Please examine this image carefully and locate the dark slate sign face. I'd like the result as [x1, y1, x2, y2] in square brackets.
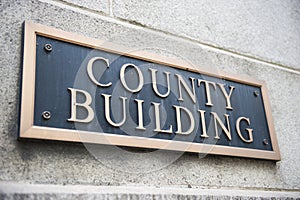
[20, 22, 280, 160]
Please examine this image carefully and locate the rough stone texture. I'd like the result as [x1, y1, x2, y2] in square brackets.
[113, 0, 300, 70]
[0, 0, 299, 197]
[1, 183, 300, 199]
[1, 193, 298, 200]
[59, 0, 109, 14]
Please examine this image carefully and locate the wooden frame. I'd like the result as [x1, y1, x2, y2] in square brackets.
[20, 21, 281, 161]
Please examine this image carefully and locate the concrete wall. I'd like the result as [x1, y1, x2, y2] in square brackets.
[0, 0, 299, 198]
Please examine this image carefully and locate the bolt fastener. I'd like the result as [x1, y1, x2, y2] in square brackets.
[263, 139, 269, 145]
[42, 111, 51, 120]
[44, 44, 52, 52]
[254, 90, 259, 96]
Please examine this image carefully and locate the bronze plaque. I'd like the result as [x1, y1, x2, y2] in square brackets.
[19, 22, 280, 160]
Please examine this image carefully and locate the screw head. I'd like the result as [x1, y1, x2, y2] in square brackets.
[263, 139, 269, 145]
[44, 44, 52, 52]
[42, 111, 51, 120]
[254, 90, 259, 97]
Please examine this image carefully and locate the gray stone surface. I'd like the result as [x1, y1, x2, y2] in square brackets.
[58, 0, 109, 14]
[113, 0, 300, 70]
[1, 182, 300, 199]
[0, 0, 299, 197]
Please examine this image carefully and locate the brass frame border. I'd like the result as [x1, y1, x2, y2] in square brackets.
[20, 21, 281, 161]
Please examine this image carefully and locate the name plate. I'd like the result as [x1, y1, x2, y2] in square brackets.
[20, 22, 280, 160]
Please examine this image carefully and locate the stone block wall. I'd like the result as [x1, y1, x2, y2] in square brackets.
[0, 0, 299, 198]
